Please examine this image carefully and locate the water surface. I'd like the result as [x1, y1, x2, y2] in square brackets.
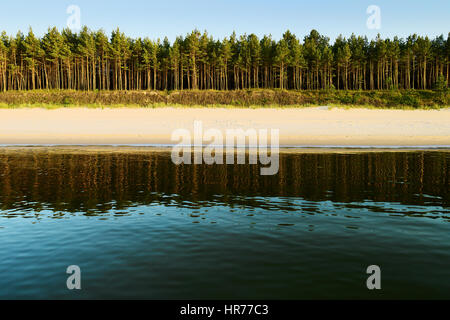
[0, 148, 449, 299]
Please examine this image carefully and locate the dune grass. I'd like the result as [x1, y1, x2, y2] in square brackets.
[1, 103, 448, 111]
[0, 89, 448, 110]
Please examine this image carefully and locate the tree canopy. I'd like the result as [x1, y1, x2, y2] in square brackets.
[0, 27, 448, 91]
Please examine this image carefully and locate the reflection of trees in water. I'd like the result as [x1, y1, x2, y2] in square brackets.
[0, 150, 448, 213]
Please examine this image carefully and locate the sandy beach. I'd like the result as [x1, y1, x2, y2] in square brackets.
[0, 107, 449, 146]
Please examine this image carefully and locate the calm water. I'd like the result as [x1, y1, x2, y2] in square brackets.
[0, 148, 449, 299]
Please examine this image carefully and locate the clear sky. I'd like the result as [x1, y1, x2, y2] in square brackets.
[1, 0, 449, 42]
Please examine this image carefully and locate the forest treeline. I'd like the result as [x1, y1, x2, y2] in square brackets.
[0, 27, 449, 92]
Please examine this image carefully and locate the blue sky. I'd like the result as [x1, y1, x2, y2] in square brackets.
[1, 0, 448, 41]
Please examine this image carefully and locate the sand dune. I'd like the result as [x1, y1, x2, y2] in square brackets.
[0, 107, 449, 146]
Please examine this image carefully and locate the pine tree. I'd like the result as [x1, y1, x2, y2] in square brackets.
[0, 27, 447, 92]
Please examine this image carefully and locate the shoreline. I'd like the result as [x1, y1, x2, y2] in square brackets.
[1, 146, 449, 156]
[0, 107, 449, 147]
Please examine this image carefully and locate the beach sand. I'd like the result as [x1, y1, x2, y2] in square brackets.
[0, 107, 449, 146]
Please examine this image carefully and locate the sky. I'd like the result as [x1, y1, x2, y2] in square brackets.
[0, 0, 449, 42]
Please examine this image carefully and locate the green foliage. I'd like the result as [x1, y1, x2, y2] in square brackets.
[0, 27, 448, 93]
[433, 74, 448, 93]
[433, 74, 449, 104]
[0, 89, 447, 109]
[61, 96, 74, 106]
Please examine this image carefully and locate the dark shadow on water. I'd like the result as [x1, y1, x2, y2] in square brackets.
[0, 149, 448, 218]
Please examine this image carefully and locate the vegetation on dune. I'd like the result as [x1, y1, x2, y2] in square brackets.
[0, 89, 447, 109]
[0, 27, 449, 93]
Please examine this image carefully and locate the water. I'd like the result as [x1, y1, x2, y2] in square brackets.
[0, 148, 449, 299]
